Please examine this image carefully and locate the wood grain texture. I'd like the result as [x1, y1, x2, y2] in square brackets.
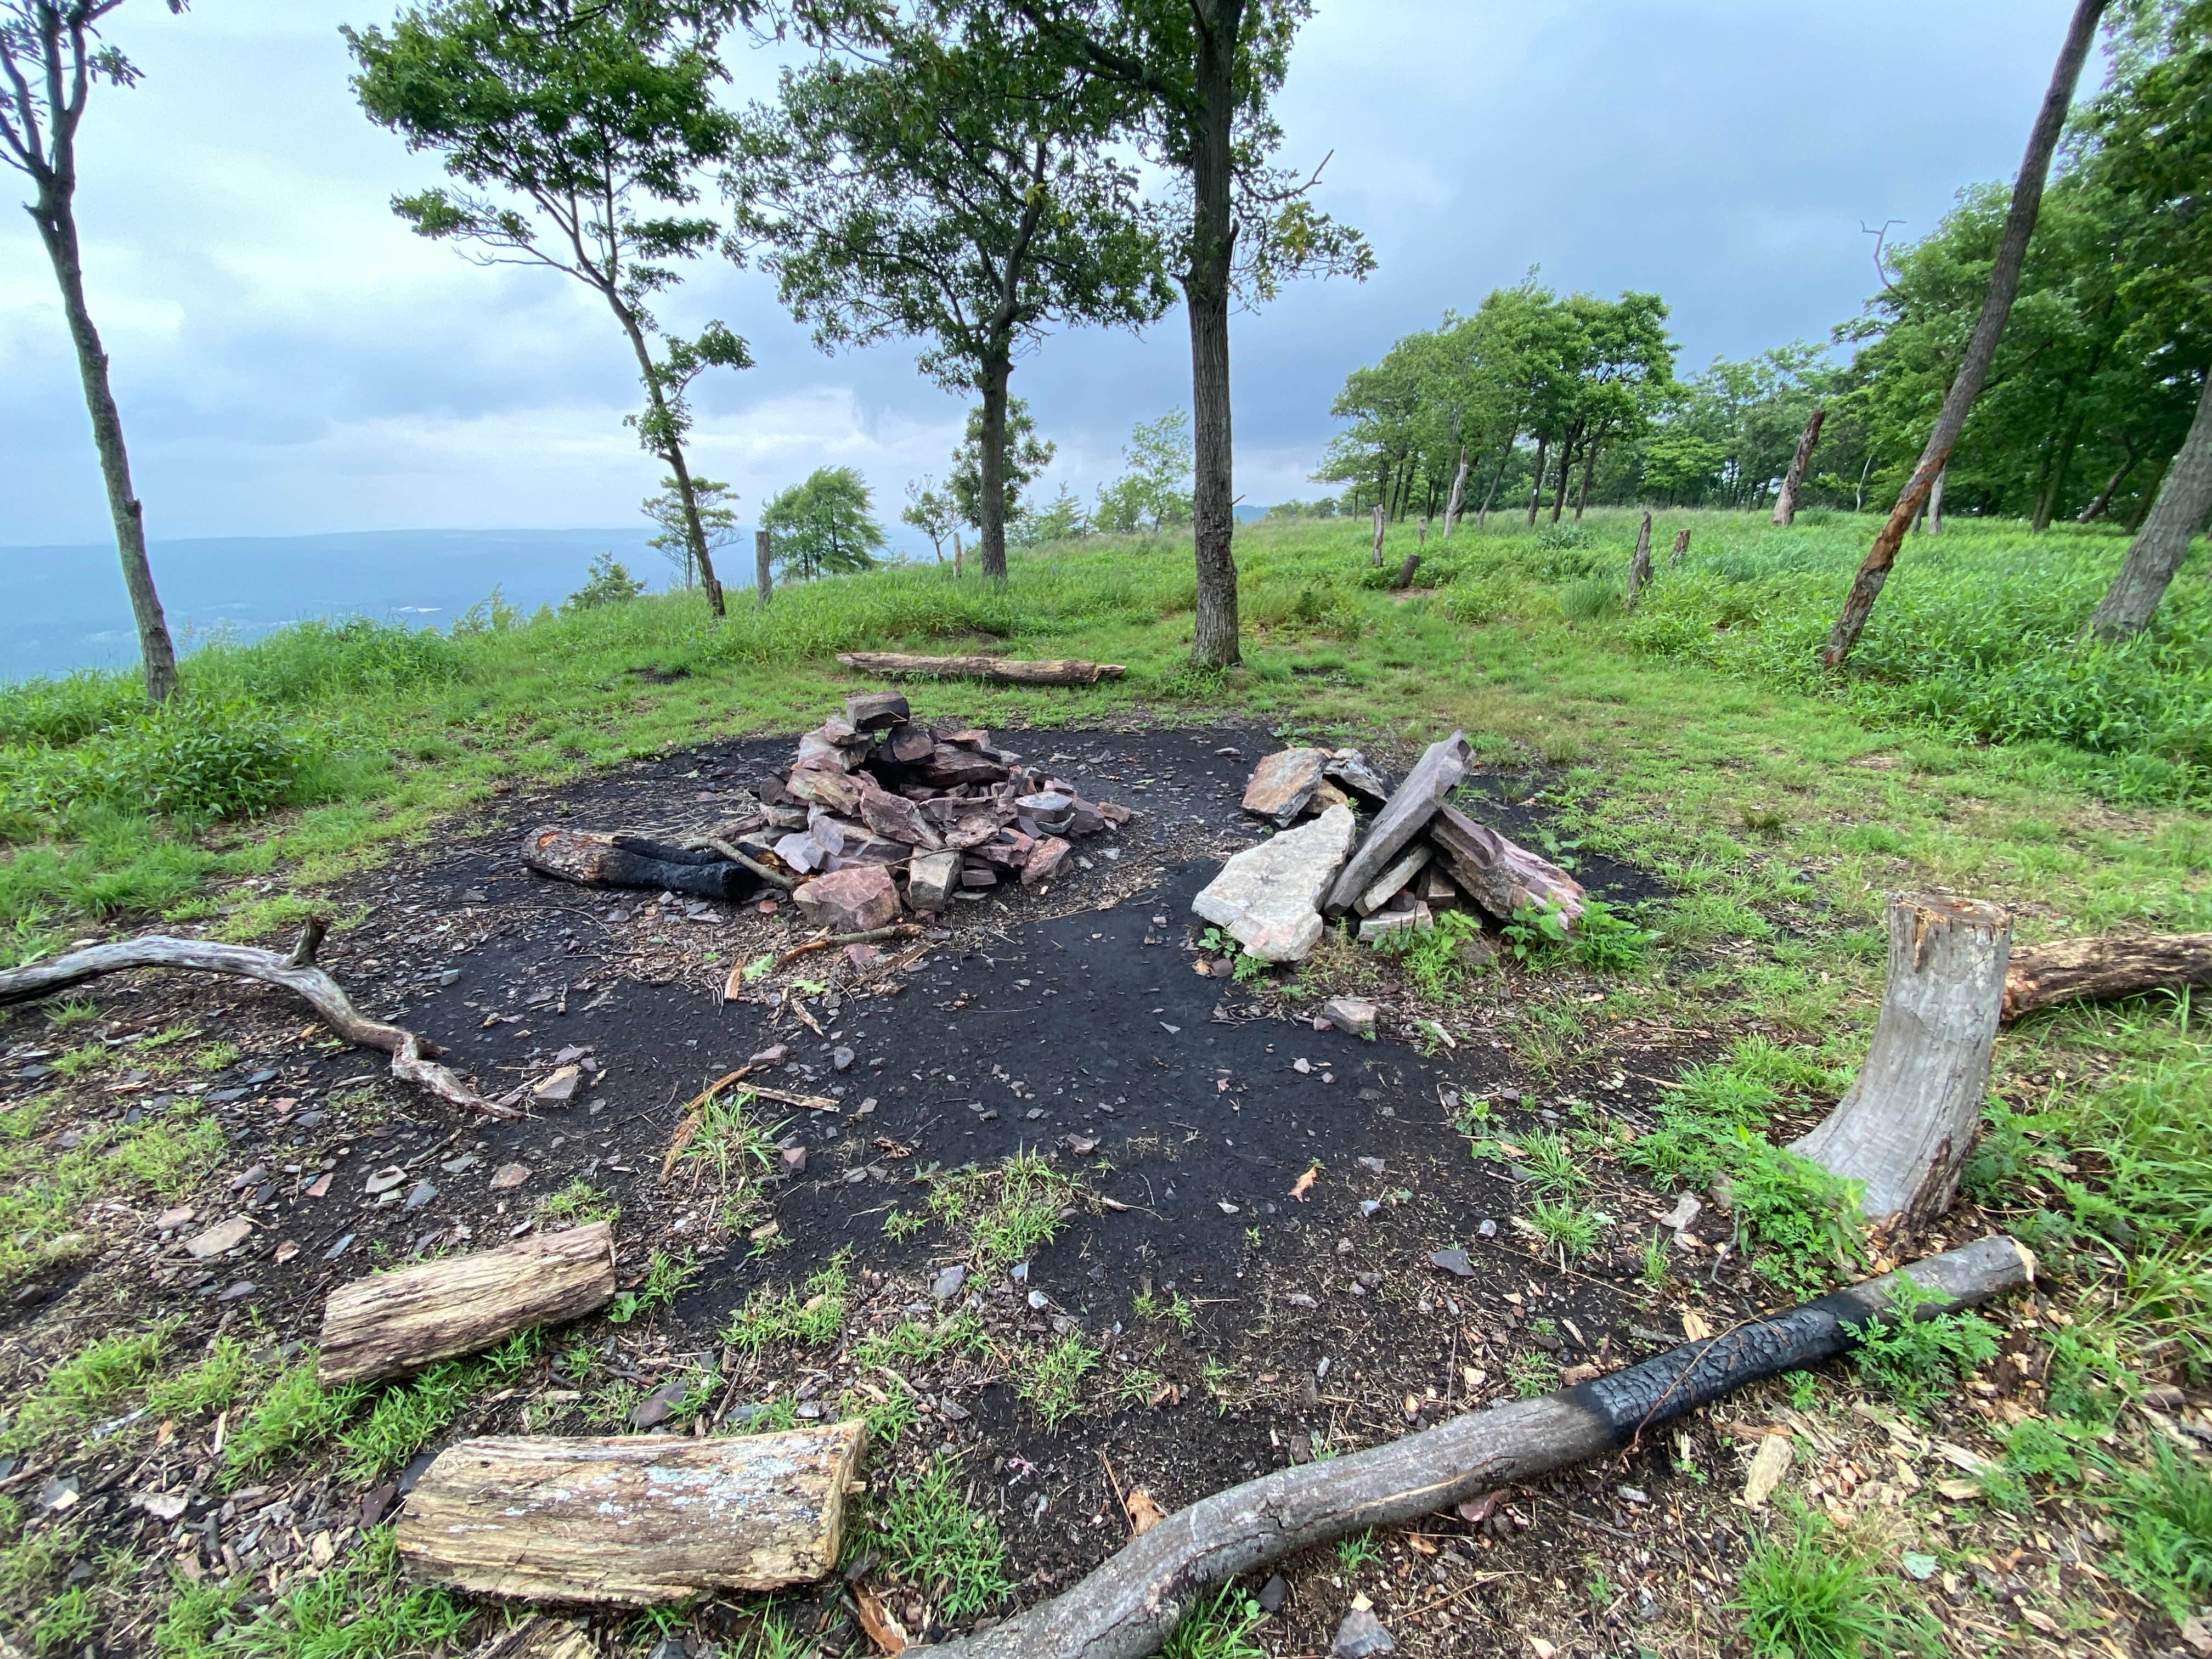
[396, 1424, 865, 1605]
[1791, 894, 2011, 1228]
[319, 1223, 616, 1386]
[2002, 933, 2212, 1022]
[836, 651, 1125, 685]
[911, 1238, 2030, 1659]
[472, 1616, 596, 1659]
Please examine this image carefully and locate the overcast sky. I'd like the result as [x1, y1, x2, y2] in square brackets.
[1, 0, 2098, 546]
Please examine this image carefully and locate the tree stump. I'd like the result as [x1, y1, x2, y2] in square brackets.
[395, 1425, 865, 1605]
[1790, 894, 2011, 1229]
[1624, 511, 1654, 608]
[319, 1222, 617, 1386]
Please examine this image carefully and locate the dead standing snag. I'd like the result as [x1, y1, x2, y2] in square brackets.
[0, 929, 518, 1120]
[909, 1237, 2033, 1659]
[1790, 894, 2011, 1230]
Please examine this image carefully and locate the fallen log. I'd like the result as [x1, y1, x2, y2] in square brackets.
[911, 1235, 2032, 1659]
[1791, 894, 2011, 1230]
[1322, 732, 1471, 915]
[836, 651, 1126, 686]
[395, 1423, 866, 1605]
[319, 1222, 617, 1386]
[522, 828, 753, 901]
[0, 928, 517, 1120]
[1426, 804, 1587, 930]
[2002, 932, 2212, 1023]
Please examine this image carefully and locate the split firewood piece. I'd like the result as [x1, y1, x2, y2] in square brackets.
[396, 1424, 866, 1605]
[521, 828, 751, 901]
[1322, 732, 1471, 915]
[0, 929, 517, 1121]
[471, 1617, 595, 1659]
[2001, 932, 2212, 1023]
[1426, 804, 1587, 929]
[319, 1222, 616, 1386]
[837, 651, 1126, 685]
[907, 1235, 2033, 1659]
[1790, 894, 2011, 1231]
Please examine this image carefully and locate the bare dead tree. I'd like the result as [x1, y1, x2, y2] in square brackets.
[1771, 407, 1827, 526]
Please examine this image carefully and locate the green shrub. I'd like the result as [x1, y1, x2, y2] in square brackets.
[1559, 576, 1621, 622]
[1849, 1276, 2000, 1412]
[2, 698, 320, 823]
[561, 554, 647, 614]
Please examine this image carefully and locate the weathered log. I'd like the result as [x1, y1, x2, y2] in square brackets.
[1391, 552, 1421, 590]
[912, 1236, 2032, 1659]
[522, 827, 751, 901]
[319, 1222, 616, 1386]
[473, 1616, 594, 1659]
[1322, 732, 1471, 915]
[1426, 805, 1586, 930]
[395, 1424, 866, 1605]
[1791, 894, 2011, 1229]
[2001, 932, 2212, 1023]
[0, 929, 517, 1120]
[835, 652, 1125, 686]
[1624, 510, 1654, 608]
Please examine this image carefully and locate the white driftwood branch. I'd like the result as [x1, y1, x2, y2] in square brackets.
[912, 1236, 2032, 1659]
[0, 931, 518, 1120]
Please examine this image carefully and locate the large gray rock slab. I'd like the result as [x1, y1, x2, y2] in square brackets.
[1322, 732, 1471, 915]
[1192, 804, 1356, 963]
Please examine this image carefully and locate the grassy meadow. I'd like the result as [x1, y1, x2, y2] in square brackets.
[3, 506, 2211, 1647]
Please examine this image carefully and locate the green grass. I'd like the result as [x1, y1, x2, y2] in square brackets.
[1014, 1333, 1100, 1427]
[1729, 1504, 1938, 1659]
[850, 1312, 986, 1372]
[721, 1253, 853, 1356]
[1849, 1277, 2002, 1416]
[3, 1322, 173, 1451]
[606, 1247, 698, 1324]
[151, 1527, 472, 1659]
[535, 1178, 620, 1226]
[866, 1458, 1011, 1620]
[1161, 1585, 1269, 1659]
[219, 1361, 364, 1487]
[926, 1149, 1087, 1271]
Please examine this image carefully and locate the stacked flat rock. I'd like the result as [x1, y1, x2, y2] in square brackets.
[1195, 734, 1587, 963]
[737, 691, 1131, 920]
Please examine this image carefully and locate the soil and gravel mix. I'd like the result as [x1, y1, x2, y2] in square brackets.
[0, 725, 2106, 1659]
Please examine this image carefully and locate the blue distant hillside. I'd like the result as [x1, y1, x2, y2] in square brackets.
[2, 509, 1279, 682]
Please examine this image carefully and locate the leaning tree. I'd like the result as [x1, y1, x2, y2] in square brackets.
[2, 0, 183, 701]
[992, 0, 1369, 666]
[346, 0, 754, 616]
[1821, 0, 2109, 667]
[726, 13, 1170, 581]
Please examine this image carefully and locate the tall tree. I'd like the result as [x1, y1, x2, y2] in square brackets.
[644, 473, 738, 588]
[346, 0, 753, 617]
[949, 396, 1057, 536]
[1820, 0, 2109, 668]
[727, 16, 1169, 580]
[2, 0, 183, 701]
[902, 476, 956, 562]
[998, 0, 1370, 665]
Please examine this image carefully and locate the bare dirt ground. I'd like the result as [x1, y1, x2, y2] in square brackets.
[0, 725, 2140, 1659]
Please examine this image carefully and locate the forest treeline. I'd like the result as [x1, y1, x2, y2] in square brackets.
[1313, 1, 2209, 536]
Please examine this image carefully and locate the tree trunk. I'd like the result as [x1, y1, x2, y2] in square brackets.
[32, 184, 178, 701]
[835, 651, 1126, 685]
[396, 1425, 865, 1605]
[1854, 453, 1873, 513]
[1928, 464, 1947, 534]
[1391, 552, 1421, 589]
[2077, 443, 2140, 523]
[1370, 503, 1386, 566]
[2033, 410, 2086, 532]
[1549, 430, 1576, 523]
[1669, 527, 1691, 567]
[0, 929, 517, 1120]
[1573, 437, 1598, 519]
[1790, 894, 2011, 1231]
[952, 531, 963, 579]
[1524, 434, 1549, 526]
[1625, 510, 1654, 608]
[1442, 445, 1469, 538]
[910, 1237, 2033, 1659]
[1476, 433, 1513, 528]
[612, 300, 724, 617]
[1821, 0, 2107, 668]
[2085, 373, 2212, 639]
[2002, 932, 2212, 1022]
[1771, 407, 1827, 526]
[319, 1223, 617, 1385]
[755, 528, 772, 608]
[978, 349, 1013, 580]
[1184, 11, 1243, 670]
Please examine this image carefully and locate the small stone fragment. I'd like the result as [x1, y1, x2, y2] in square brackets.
[488, 1163, 532, 1191]
[183, 1217, 251, 1258]
[930, 1264, 967, 1301]
[1331, 1606, 1397, 1657]
[1428, 1246, 1474, 1278]
[532, 1065, 582, 1107]
[1321, 996, 1378, 1039]
[1257, 1575, 1290, 1615]
[403, 1181, 438, 1210]
[1743, 1432, 1794, 1508]
[363, 1166, 408, 1195]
